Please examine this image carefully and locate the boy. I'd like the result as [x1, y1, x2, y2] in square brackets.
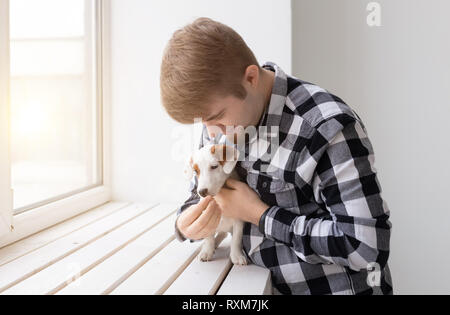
[160, 17, 393, 295]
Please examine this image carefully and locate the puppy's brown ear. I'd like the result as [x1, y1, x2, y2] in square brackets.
[183, 156, 194, 180]
[212, 144, 239, 174]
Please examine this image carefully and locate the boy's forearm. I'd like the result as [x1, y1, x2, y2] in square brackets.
[248, 202, 271, 226]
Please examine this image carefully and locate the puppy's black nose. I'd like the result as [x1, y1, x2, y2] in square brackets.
[198, 189, 208, 198]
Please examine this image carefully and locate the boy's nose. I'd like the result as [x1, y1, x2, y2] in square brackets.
[205, 124, 226, 138]
[198, 188, 209, 198]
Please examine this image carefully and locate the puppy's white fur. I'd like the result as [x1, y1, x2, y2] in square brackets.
[184, 143, 247, 265]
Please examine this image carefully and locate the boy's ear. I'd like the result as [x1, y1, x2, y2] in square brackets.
[211, 144, 239, 175]
[183, 156, 194, 180]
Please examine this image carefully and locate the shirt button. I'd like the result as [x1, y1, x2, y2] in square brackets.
[262, 182, 268, 188]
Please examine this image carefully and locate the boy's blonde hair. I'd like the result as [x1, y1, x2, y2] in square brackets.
[160, 17, 260, 124]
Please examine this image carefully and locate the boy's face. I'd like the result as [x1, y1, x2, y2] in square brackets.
[202, 66, 273, 139]
[203, 94, 254, 136]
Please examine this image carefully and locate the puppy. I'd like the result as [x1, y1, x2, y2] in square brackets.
[184, 143, 247, 265]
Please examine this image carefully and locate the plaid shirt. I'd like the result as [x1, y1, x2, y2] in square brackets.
[175, 61, 393, 295]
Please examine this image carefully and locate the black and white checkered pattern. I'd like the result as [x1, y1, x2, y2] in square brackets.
[175, 61, 393, 295]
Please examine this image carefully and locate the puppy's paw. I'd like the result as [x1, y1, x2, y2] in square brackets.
[230, 251, 247, 265]
[199, 248, 215, 262]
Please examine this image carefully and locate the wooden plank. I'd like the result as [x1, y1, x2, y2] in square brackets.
[111, 232, 229, 295]
[164, 236, 233, 295]
[1, 204, 176, 294]
[56, 213, 177, 295]
[0, 201, 131, 266]
[0, 202, 157, 292]
[110, 238, 203, 295]
[216, 264, 272, 295]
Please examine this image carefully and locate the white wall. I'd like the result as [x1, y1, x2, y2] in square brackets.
[110, 1, 292, 205]
[292, 0, 450, 294]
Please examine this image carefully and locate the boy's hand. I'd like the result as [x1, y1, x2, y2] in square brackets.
[176, 196, 221, 240]
[214, 179, 269, 225]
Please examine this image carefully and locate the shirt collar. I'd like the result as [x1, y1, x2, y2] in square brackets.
[259, 61, 288, 130]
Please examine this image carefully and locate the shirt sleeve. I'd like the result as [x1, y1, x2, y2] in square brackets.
[174, 125, 209, 243]
[258, 114, 392, 271]
[174, 186, 201, 243]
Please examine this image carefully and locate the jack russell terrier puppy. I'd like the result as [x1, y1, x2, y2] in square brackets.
[183, 140, 247, 265]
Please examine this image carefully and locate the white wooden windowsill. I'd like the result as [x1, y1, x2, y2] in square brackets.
[0, 202, 272, 295]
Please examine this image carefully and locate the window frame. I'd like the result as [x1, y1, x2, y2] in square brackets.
[0, 0, 112, 248]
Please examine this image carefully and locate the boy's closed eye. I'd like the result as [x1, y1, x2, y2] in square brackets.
[205, 109, 226, 122]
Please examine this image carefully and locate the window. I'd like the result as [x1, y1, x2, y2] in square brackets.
[0, 0, 110, 243]
[10, 0, 103, 213]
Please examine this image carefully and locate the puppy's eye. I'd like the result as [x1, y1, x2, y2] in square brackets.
[210, 165, 219, 170]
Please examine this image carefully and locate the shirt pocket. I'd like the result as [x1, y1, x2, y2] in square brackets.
[246, 172, 299, 208]
[246, 171, 286, 193]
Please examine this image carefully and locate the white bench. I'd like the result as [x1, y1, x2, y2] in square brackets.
[0, 202, 272, 295]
